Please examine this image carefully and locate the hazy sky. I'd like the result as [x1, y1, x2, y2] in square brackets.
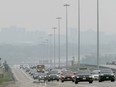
[0, 0, 116, 34]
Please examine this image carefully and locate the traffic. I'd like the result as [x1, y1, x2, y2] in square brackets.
[18, 64, 116, 86]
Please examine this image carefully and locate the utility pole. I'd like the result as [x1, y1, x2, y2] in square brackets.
[64, 4, 70, 68]
[53, 27, 57, 68]
[78, 0, 80, 68]
[56, 17, 62, 68]
[97, 0, 100, 69]
[49, 34, 52, 67]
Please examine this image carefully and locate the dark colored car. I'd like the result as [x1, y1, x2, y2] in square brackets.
[33, 72, 40, 79]
[60, 71, 75, 82]
[74, 70, 93, 84]
[47, 71, 60, 81]
[38, 73, 47, 82]
[30, 65, 36, 69]
[20, 65, 23, 69]
[30, 71, 36, 76]
[99, 69, 115, 82]
[25, 68, 30, 72]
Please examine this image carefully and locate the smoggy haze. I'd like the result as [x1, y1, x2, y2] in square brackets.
[0, 0, 116, 34]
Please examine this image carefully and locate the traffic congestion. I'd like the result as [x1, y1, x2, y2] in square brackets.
[18, 64, 116, 85]
[0, 0, 116, 87]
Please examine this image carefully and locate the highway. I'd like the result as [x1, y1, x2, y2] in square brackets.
[6, 65, 116, 87]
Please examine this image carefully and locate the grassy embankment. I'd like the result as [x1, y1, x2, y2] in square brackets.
[0, 70, 14, 85]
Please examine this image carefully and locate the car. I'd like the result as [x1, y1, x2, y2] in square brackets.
[33, 72, 40, 79]
[30, 65, 36, 69]
[47, 70, 60, 81]
[19, 65, 23, 69]
[38, 73, 48, 82]
[92, 70, 100, 80]
[25, 68, 30, 72]
[60, 70, 75, 82]
[74, 69, 93, 84]
[98, 69, 115, 82]
[30, 71, 37, 76]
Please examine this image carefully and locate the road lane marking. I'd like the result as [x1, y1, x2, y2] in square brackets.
[20, 69, 47, 87]
[20, 69, 34, 81]
[53, 82, 99, 87]
[12, 68, 22, 82]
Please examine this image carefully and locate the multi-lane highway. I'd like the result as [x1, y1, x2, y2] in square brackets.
[6, 65, 116, 87]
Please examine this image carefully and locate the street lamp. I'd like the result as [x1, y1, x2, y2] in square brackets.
[53, 27, 57, 68]
[45, 39, 49, 64]
[64, 4, 70, 67]
[56, 17, 62, 68]
[78, 0, 80, 68]
[49, 34, 52, 67]
[97, 0, 99, 69]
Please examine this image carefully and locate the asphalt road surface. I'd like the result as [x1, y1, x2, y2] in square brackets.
[6, 65, 116, 87]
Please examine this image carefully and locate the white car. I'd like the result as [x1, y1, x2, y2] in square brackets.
[92, 70, 100, 80]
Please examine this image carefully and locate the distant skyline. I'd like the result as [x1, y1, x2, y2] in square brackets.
[0, 0, 116, 34]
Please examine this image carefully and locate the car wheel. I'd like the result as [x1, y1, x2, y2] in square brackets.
[89, 81, 93, 84]
[72, 80, 74, 82]
[61, 80, 64, 83]
[111, 79, 115, 82]
[57, 79, 59, 81]
[48, 80, 50, 82]
[99, 80, 102, 82]
[75, 81, 78, 84]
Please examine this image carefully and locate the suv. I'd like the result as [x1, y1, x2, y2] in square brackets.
[74, 69, 93, 84]
[99, 69, 115, 82]
[38, 73, 47, 82]
[47, 70, 60, 81]
[92, 70, 100, 80]
[60, 70, 75, 82]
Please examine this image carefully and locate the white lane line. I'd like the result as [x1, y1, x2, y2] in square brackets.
[12, 68, 21, 81]
[54, 82, 99, 87]
[11, 67, 22, 82]
[20, 69, 46, 87]
[77, 84, 99, 87]
[20, 69, 34, 81]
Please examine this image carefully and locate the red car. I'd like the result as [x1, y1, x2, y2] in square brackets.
[60, 70, 75, 82]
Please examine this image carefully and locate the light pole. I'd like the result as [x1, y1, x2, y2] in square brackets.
[46, 39, 49, 65]
[53, 27, 57, 68]
[56, 17, 62, 68]
[49, 34, 52, 67]
[97, 0, 99, 69]
[0, 58, 1, 66]
[78, 0, 80, 68]
[64, 4, 70, 68]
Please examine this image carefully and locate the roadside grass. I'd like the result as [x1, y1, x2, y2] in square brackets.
[0, 71, 13, 85]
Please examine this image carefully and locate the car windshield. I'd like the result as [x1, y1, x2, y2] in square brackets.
[62, 71, 74, 74]
[77, 70, 91, 75]
[100, 69, 113, 74]
[37, 65, 45, 68]
[92, 70, 100, 74]
[49, 71, 58, 74]
[38, 73, 46, 75]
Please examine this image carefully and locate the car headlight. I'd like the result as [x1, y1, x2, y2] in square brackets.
[100, 74, 104, 76]
[111, 74, 115, 76]
[62, 76, 65, 78]
[89, 76, 92, 78]
[71, 75, 75, 78]
[76, 76, 79, 78]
